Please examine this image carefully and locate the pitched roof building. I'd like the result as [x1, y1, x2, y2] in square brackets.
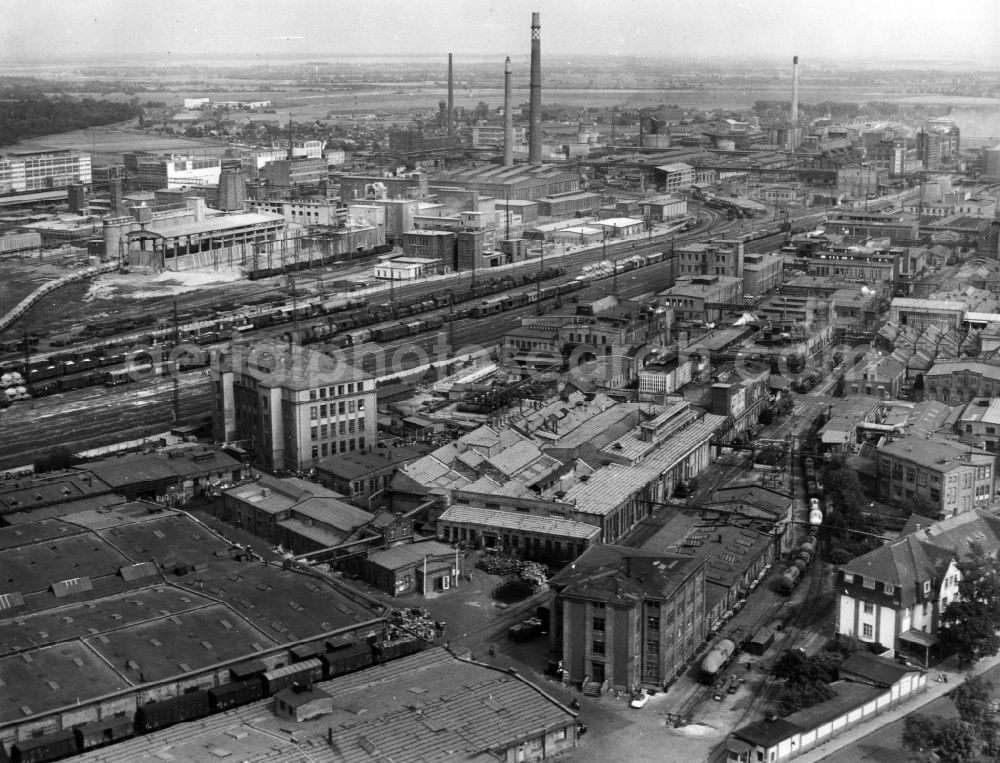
[837, 509, 1000, 660]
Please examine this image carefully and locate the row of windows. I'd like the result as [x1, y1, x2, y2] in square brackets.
[308, 381, 364, 401]
[311, 437, 364, 460]
[311, 417, 365, 440]
[310, 399, 365, 420]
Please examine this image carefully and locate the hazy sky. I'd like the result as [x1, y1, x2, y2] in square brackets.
[4, 0, 1000, 65]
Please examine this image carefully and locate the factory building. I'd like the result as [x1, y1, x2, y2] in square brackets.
[126, 211, 289, 273]
[124, 153, 221, 191]
[0, 149, 92, 194]
[431, 164, 579, 201]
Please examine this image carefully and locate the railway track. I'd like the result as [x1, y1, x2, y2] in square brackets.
[0, 267, 671, 471]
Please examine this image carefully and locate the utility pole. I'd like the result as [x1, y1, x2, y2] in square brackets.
[172, 299, 180, 424]
[290, 274, 299, 336]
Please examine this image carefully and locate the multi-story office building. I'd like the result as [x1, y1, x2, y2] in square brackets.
[876, 436, 995, 519]
[261, 157, 328, 188]
[124, 153, 221, 190]
[674, 240, 745, 279]
[742, 252, 783, 297]
[548, 545, 707, 691]
[212, 343, 376, 472]
[471, 123, 526, 147]
[659, 276, 743, 322]
[252, 198, 345, 226]
[0, 149, 92, 193]
[656, 163, 696, 193]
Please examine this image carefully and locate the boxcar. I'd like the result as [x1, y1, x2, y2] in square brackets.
[229, 659, 267, 683]
[261, 657, 324, 695]
[208, 679, 265, 711]
[74, 716, 135, 751]
[10, 730, 77, 763]
[324, 641, 374, 678]
[135, 690, 212, 732]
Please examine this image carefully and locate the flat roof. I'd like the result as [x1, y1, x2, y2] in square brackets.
[0, 505, 385, 725]
[72, 649, 575, 763]
[82, 446, 241, 488]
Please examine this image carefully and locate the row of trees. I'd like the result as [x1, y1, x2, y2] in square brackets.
[0, 90, 142, 146]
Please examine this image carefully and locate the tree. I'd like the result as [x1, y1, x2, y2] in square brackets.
[903, 715, 985, 763]
[772, 648, 841, 717]
[940, 543, 1000, 665]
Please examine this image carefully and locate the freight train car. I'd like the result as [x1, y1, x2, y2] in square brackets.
[135, 690, 212, 733]
[700, 638, 737, 683]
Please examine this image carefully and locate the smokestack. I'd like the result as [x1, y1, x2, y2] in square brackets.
[789, 55, 799, 149]
[447, 53, 454, 137]
[504, 57, 513, 167]
[528, 12, 542, 164]
[287, 116, 294, 160]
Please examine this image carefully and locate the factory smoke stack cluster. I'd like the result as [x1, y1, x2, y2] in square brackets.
[448, 53, 454, 137]
[504, 57, 513, 166]
[528, 11, 542, 163]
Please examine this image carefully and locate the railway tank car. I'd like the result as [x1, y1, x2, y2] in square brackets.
[700, 638, 737, 682]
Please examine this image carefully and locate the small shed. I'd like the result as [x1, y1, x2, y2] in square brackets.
[744, 625, 775, 656]
[273, 685, 333, 722]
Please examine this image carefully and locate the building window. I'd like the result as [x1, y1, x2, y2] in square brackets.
[592, 640, 605, 655]
[863, 577, 876, 589]
[647, 616, 659, 631]
[863, 602, 874, 614]
[592, 617, 605, 632]
[843, 573, 853, 584]
[646, 640, 659, 654]
[862, 623, 873, 639]
[923, 580, 931, 595]
[358, 399, 365, 411]
[884, 584, 895, 595]
[310, 406, 318, 420]
[320, 404, 327, 417]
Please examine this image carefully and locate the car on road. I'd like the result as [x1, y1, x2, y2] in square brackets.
[629, 690, 651, 709]
[508, 617, 544, 642]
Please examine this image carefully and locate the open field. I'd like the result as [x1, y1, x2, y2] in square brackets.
[14, 125, 229, 164]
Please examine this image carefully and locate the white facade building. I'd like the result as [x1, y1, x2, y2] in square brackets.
[0, 150, 92, 194]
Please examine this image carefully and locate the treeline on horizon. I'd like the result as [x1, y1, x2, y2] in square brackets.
[752, 100, 903, 119]
[0, 88, 142, 147]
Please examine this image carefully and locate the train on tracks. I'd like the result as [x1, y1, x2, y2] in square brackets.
[4, 632, 423, 763]
[245, 242, 394, 281]
[780, 534, 817, 594]
[1, 250, 671, 403]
